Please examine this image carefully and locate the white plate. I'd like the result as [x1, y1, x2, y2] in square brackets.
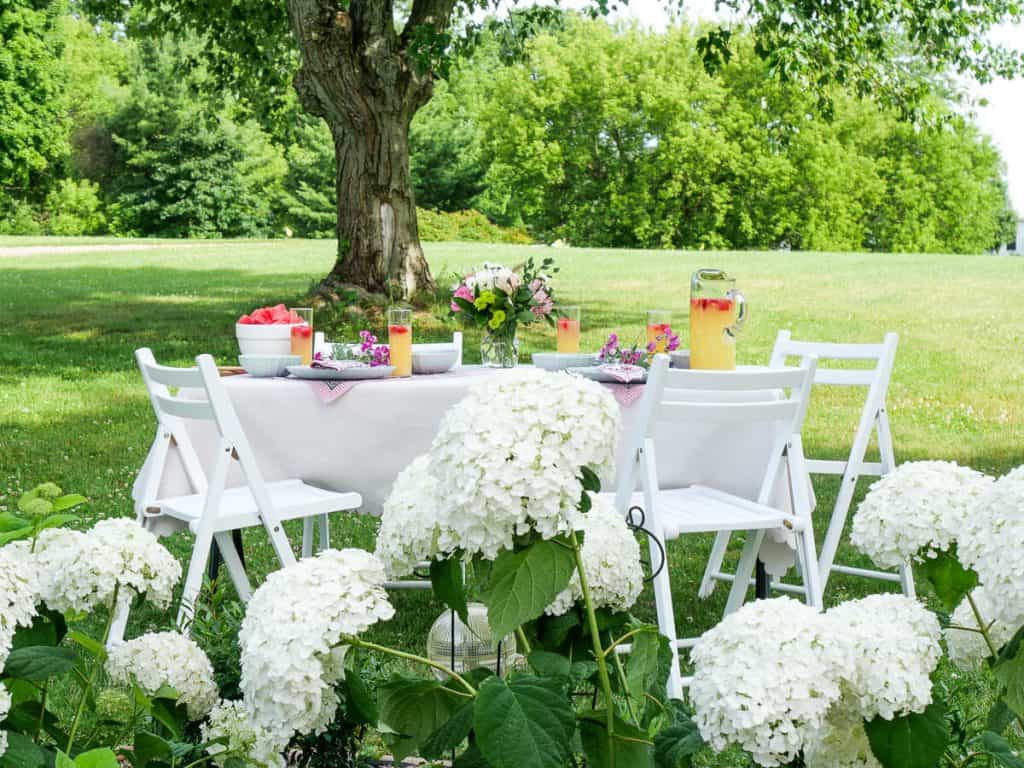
[568, 366, 648, 384]
[286, 365, 395, 380]
[532, 352, 598, 371]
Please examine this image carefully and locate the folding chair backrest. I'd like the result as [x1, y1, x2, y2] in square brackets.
[616, 356, 816, 510]
[768, 331, 898, 477]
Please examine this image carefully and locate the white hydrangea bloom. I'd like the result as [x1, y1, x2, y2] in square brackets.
[429, 369, 620, 559]
[239, 549, 394, 746]
[690, 598, 843, 767]
[958, 466, 1024, 628]
[826, 595, 941, 720]
[547, 494, 643, 616]
[375, 455, 446, 578]
[850, 461, 992, 569]
[34, 520, 181, 614]
[805, 707, 881, 768]
[202, 699, 284, 768]
[106, 631, 218, 720]
[1, 542, 39, 662]
[945, 586, 1016, 667]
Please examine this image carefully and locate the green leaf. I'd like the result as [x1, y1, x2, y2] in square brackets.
[149, 697, 186, 738]
[378, 677, 464, 759]
[920, 546, 978, 611]
[654, 702, 704, 768]
[2, 646, 77, 681]
[50, 495, 87, 512]
[35, 515, 79, 533]
[579, 465, 602, 494]
[481, 538, 576, 642]
[0, 527, 33, 546]
[537, 610, 580, 650]
[527, 651, 571, 680]
[452, 743, 490, 768]
[0, 732, 51, 768]
[67, 631, 107, 660]
[72, 749, 119, 768]
[474, 675, 575, 768]
[4, 700, 69, 745]
[578, 711, 653, 768]
[979, 731, 1024, 767]
[431, 554, 469, 625]
[130, 732, 172, 768]
[342, 669, 378, 726]
[625, 625, 672, 726]
[55, 752, 74, 768]
[12, 608, 66, 650]
[0, 511, 29, 532]
[421, 701, 475, 759]
[865, 699, 949, 768]
[987, 699, 1016, 735]
[994, 629, 1024, 718]
[453, 296, 478, 314]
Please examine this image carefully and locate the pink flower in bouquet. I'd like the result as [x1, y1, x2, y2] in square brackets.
[529, 279, 554, 317]
[450, 284, 475, 312]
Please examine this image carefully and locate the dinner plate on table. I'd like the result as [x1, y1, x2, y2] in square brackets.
[286, 365, 395, 380]
[532, 352, 598, 371]
[567, 366, 648, 384]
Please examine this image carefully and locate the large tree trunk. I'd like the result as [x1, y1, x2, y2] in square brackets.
[286, 0, 448, 298]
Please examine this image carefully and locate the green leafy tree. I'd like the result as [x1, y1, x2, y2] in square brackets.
[80, 0, 1020, 292]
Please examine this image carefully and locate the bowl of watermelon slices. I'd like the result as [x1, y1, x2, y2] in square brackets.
[236, 304, 307, 356]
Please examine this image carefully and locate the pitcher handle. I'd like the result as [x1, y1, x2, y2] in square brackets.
[725, 289, 746, 338]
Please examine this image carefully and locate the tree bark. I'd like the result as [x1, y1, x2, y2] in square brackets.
[286, 0, 442, 297]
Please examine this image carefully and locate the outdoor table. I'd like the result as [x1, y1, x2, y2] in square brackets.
[132, 365, 803, 575]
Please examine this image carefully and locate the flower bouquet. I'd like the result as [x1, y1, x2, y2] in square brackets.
[596, 328, 680, 382]
[450, 257, 557, 367]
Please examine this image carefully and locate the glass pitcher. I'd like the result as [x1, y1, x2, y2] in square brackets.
[689, 268, 747, 370]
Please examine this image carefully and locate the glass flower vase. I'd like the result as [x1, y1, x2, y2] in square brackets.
[480, 324, 519, 368]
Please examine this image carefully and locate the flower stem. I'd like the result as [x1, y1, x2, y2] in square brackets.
[67, 585, 118, 753]
[601, 626, 656, 659]
[345, 637, 478, 696]
[571, 529, 617, 764]
[608, 635, 640, 726]
[516, 627, 533, 655]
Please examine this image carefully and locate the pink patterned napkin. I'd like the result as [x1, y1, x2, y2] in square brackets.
[307, 380, 358, 404]
[596, 364, 646, 408]
[598, 364, 646, 383]
[603, 383, 646, 408]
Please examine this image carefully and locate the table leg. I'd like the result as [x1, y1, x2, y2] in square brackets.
[755, 559, 770, 599]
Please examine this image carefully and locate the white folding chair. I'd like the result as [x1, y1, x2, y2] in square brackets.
[315, 331, 464, 369]
[111, 349, 362, 644]
[764, 331, 914, 597]
[609, 356, 822, 697]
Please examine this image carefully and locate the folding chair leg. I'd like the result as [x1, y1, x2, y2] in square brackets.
[899, 561, 916, 599]
[177, 529, 214, 632]
[302, 517, 315, 559]
[108, 591, 132, 648]
[213, 531, 253, 602]
[817, 471, 858, 594]
[698, 531, 731, 598]
[317, 514, 330, 552]
[649, 536, 683, 699]
[725, 530, 765, 615]
[797, 529, 823, 609]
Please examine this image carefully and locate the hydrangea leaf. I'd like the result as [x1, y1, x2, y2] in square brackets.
[474, 675, 575, 768]
[921, 545, 978, 611]
[130, 731, 173, 768]
[0, 511, 29, 532]
[430, 553, 469, 624]
[2, 646, 77, 681]
[341, 668, 378, 726]
[12, 608, 67, 650]
[420, 700, 475, 759]
[979, 731, 1024, 767]
[51, 494, 87, 512]
[994, 625, 1024, 718]
[654, 700, 704, 768]
[482, 538, 576, 642]
[624, 625, 671, 726]
[0, 731, 50, 768]
[70, 749, 119, 768]
[578, 710, 654, 768]
[378, 677, 463, 759]
[527, 650, 571, 680]
[865, 700, 949, 768]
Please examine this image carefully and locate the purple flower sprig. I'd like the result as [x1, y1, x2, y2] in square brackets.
[598, 326, 680, 368]
[318, 330, 391, 367]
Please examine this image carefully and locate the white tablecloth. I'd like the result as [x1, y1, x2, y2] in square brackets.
[133, 366, 801, 571]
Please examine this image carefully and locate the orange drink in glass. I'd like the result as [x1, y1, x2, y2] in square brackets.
[556, 306, 581, 353]
[646, 310, 673, 354]
[388, 307, 412, 377]
[290, 307, 314, 365]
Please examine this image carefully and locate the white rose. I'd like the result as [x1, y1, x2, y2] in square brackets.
[474, 270, 495, 290]
[494, 269, 522, 294]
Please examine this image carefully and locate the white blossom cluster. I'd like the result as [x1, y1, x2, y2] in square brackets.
[33, 519, 181, 614]
[824, 595, 941, 720]
[463, 263, 524, 295]
[374, 455, 443, 578]
[1, 542, 39, 662]
[238, 549, 394, 748]
[546, 494, 643, 616]
[957, 466, 1024, 628]
[850, 461, 993, 569]
[690, 599, 844, 767]
[691, 595, 941, 767]
[202, 699, 285, 768]
[945, 586, 1016, 666]
[106, 631, 219, 720]
[423, 369, 619, 561]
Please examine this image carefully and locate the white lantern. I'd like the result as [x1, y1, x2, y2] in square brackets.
[426, 603, 517, 680]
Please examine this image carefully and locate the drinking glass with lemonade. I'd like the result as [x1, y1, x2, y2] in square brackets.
[388, 308, 413, 377]
[646, 309, 673, 354]
[556, 306, 581, 353]
[689, 268, 746, 370]
[289, 307, 314, 365]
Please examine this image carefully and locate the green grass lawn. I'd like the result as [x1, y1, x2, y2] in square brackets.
[1, 237, 1021, 763]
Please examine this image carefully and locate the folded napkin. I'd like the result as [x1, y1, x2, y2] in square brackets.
[310, 359, 369, 371]
[598, 364, 646, 384]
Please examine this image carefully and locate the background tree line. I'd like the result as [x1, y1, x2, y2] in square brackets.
[0, 3, 1016, 252]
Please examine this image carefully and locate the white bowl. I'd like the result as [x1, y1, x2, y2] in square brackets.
[532, 352, 598, 371]
[670, 350, 691, 369]
[236, 323, 302, 356]
[412, 347, 459, 374]
[239, 354, 301, 378]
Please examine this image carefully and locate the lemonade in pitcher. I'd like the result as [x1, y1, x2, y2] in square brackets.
[689, 269, 746, 370]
